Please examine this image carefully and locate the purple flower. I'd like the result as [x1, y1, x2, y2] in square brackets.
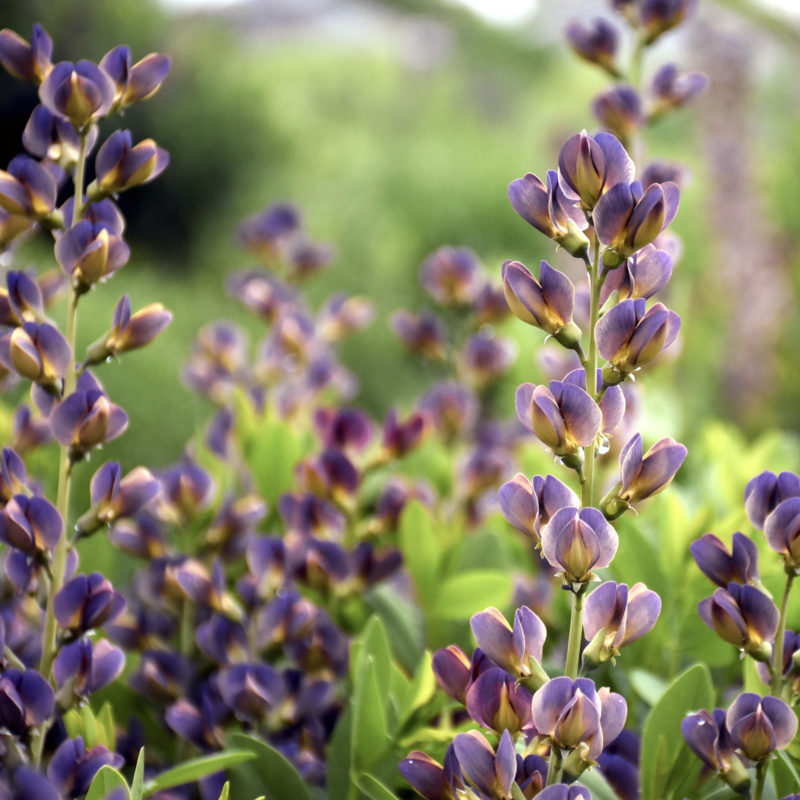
[53, 572, 126, 633]
[0, 447, 29, 503]
[601, 432, 687, 518]
[690, 532, 760, 588]
[317, 293, 374, 341]
[382, 408, 429, 458]
[55, 219, 130, 287]
[0, 493, 62, 555]
[650, 64, 707, 115]
[451, 729, 517, 799]
[39, 60, 116, 129]
[596, 730, 639, 800]
[764, 497, 800, 569]
[226, 269, 293, 322]
[756, 630, 800, 690]
[532, 676, 627, 760]
[390, 309, 447, 361]
[470, 605, 547, 680]
[592, 86, 643, 145]
[99, 45, 171, 109]
[594, 181, 680, 265]
[638, 0, 698, 44]
[541, 506, 618, 583]
[417, 381, 478, 442]
[726, 693, 798, 761]
[565, 17, 618, 73]
[91, 294, 173, 363]
[399, 751, 455, 800]
[460, 330, 515, 388]
[698, 583, 778, 659]
[47, 736, 123, 798]
[599, 244, 673, 304]
[515, 381, 602, 462]
[53, 637, 125, 697]
[502, 259, 580, 345]
[0, 155, 58, 219]
[5, 270, 44, 324]
[498, 473, 539, 540]
[0, 25, 52, 83]
[508, 170, 589, 255]
[558, 129, 634, 210]
[465, 667, 534, 734]
[681, 708, 736, 773]
[562, 368, 625, 438]
[93, 129, 169, 195]
[420, 246, 483, 306]
[0, 668, 54, 734]
[432, 645, 472, 704]
[160, 456, 216, 521]
[583, 581, 661, 665]
[745, 471, 800, 530]
[596, 299, 681, 382]
[217, 663, 285, 723]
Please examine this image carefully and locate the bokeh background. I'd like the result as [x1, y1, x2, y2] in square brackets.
[1, 0, 800, 471]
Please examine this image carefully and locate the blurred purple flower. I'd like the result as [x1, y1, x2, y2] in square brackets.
[47, 736, 123, 798]
[99, 45, 171, 109]
[53, 571, 126, 633]
[0, 155, 58, 219]
[0, 24, 52, 83]
[420, 246, 483, 306]
[592, 86, 643, 145]
[93, 129, 169, 195]
[566, 17, 619, 74]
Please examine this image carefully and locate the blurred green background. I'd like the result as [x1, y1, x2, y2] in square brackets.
[1, 0, 800, 474]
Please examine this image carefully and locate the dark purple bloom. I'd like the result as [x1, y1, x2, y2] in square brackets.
[452, 729, 517, 798]
[470, 605, 546, 679]
[420, 246, 483, 306]
[432, 645, 472, 704]
[558, 129, 634, 210]
[508, 170, 589, 254]
[592, 86, 643, 145]
[279, 492, 344, 538]
[218, 663, 285, 722]
[682, 708, 737, 773]
[297, 447, 359, 504]
[5, 270, 44, 324]
[474, 282, 511, 325]
[0, 155, 58, 219]
[594, 181, 680, 265]
[11, 768, 60, 800]
[596, 730, 639, 800]
[55, 219, 130, 287]
[93, 129, 169, 195]
[237, 202, 300, 255]
[764, 496, 800, 568]
[465, 667, 534, 734]
[532, 676, 626, 760]
[0, 668, 55, 734]
[638, 0, 698, 43]
[196, 614, 249, 664]
[599, 244, 673, 304]
[382, 408, 429, 458]
[165, 697, 223, 750]
[51, 371, 128, 458]
[516, 380, 602, 460]
[726, 693, 798, 761]
[566, 17, 618, 73]
[756, 630, 800, 690]
[129, 650, 192, 701]
[650, 64, 707, 114]
[541, 506, 618, 583]
[745, 471, 800, 530]
[399, 751, 455, 800]
[206, 492, 267, 555]
[502, 259, 578, 343]
[562, 368, 625, 437]
[53, 637, 125, 697]
[0, 25, 52, 83]
[690, 532, 760, 588]
[0, 493, 62, 555]
[390, 309, 448, 361]
[583, 581, 661, 664]
[596, 298, 681, 381]
[53, 572, 126, 633]
[39, 60, 116, 128]
[698, 583, 778, 658]
[0, 447, 28, 503]
[93, 294, 173, 362]
[498, 473, 539, 540]
[47, 736, 123, 798]
[99, 45, 170, 109]
[23, 104, 87, 166]
[160, 456, 215, 521]
[11, 403, 54, 453]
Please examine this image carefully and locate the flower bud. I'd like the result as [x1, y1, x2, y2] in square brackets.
[566, 17, 619, 74]
[593, 86, 643, 146]
[470, 605, 547, 680]
[0, 25, 52, 83]
[55, 220, 130, 289]
[690, 532, 760, 588]
[53, 572, 126, 633]
[0, 321, 71, 392]
[39, 60, 116, 129]
[99, 45, 171, 109]
[90, 129, 169, 197]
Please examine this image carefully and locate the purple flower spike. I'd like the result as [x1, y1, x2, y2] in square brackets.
[420, 246, 483, 306]
[432, 645, 472, 704]
[516, 380, 602, 462]
[399, 751, 454, 800]
[0, 668, 55, 734]
[532, 676, 627, 761]
[726, 693, 798, 761]
[0, 155, 58, 219]
[498, 473, 539, 540]
[508, 170, 589, 255]
[452, 729, 517, 798]
[99, 46, 171, 109]
[1, 494, 62, 555]
[596, 299, 681, 382]
[39, 60, 116, 129]
[698, 583, 778, 659]
[0, 25, 52, 83]
[745, 470, 800, 530]
[566, 17, 618, 73]
[47, 736, 123, 798]
[502, 260, 579, 346]
[594, 181, 680, 266]
[558, 130, 634, 211]
[592, 86, 643, 145]
[690, 532, 760, 588]
[563, 368, 625, 437]
[541, 506, 618, 584]
[583, 581, 661, 665]
[53, 572, 126, 633]
[537, 786, 593, 800]
[599, 244, 673, 305]
[470, 605, 546, 679]
[94, 129, 169, 195]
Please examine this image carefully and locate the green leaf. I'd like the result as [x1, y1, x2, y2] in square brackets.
[773, 749, 800, 796]
[575, 771, 615, 800]
[356, 773, 401, 800]
[227, 733, 311, 800]
[629, 668, 668, 706]
[431, 570, 512, 620]
[352, 655, 390, 769]
[366, 583, 424, 673]
[325, 706, 353, 800]
[131, 748, 145, 800]
[640, 663, 714, 800]
[86, 766, 130, 800]
[398, 501, 441, 607]
[143, 751, 254, 797]
[97, 702, 116, 751]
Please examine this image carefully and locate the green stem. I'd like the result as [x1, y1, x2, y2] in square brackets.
[582, 235, 601, 509]
[565, 588, 586, 679]
[546, 746, 563, 786]
[753, 760, 768, 800]
[771, 572, 795, 697]
[33, 132, 88, 769]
